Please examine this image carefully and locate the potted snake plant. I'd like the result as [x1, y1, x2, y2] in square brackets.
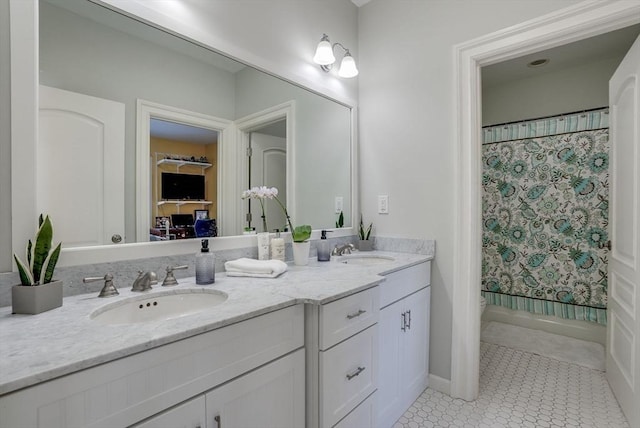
[358, 216, 373, 251]
[12, 214, 63, 314]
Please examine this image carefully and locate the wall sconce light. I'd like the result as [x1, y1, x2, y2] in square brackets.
[313, 34, 359, 78]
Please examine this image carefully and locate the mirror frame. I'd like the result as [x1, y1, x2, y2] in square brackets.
[8, 0, 358, 268]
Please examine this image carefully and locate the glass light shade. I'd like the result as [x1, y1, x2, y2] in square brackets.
[313, 40, 336, 65]
[338, 54, 358, 78]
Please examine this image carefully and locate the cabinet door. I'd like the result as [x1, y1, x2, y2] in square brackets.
[132, 396, 205, 428]
[377, 299, 405, 428]
[206, 348, 305, 428]
[377, 287, 431, 428]
[401, 287, 430, 401]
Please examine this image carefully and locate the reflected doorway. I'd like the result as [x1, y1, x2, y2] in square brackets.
[246, 119, 287, 233]
[149, 118, 219, 241]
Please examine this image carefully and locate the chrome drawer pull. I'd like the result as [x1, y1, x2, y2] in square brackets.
[347, 309, 366, 319]
[401, 312, 406, 332]
[346, 366, 366, 380]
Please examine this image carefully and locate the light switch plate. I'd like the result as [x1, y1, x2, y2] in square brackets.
[335, 196, 344, 213]
[378, 195, 389, 214]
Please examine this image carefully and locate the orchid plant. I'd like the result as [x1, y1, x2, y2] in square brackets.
[241, 186, 312, 242]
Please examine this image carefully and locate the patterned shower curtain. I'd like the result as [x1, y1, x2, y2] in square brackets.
[481, 108, 609, 325]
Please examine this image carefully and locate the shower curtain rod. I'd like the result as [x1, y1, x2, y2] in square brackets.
[483, 106, 609, 129]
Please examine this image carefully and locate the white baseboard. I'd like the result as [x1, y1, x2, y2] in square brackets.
[428, 374, 450, 396]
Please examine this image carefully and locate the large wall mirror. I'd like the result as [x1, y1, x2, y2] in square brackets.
[36, 0, 353, 252]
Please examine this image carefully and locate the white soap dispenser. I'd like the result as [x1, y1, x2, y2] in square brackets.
[317, 230, 332, 262]
[195, 239, 215, 284]
[271, 229, 285, 262]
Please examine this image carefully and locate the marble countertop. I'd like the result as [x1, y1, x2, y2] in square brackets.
[0, 251, 431, 395]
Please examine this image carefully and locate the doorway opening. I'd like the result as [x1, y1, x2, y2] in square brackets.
[451, 0, 640, 403]
[149, 118, 219, 241]
[136, 99, 231, 242]
[478, 24, 639, 338]
[245, 119, 287, 234]
[235, 101, 295, 236]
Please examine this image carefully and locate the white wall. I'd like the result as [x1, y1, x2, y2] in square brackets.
[0, 0, 12, 272]
[482, 55, 622, 125]
[0, 0, 11, 272]
[357, 0, 582, 382]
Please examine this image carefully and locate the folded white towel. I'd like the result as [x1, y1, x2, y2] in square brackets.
[224, 258, 288, 278]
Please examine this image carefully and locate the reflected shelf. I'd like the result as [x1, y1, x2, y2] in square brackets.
[156, 158, 213, 171]
[157, 200, 213, 207]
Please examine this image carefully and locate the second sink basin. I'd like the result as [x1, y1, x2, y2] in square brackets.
[91, 289, 228, 325]
[339, 254, 395, 266]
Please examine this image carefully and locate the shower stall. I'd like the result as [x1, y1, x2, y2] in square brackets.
[481, 108, 610, 340]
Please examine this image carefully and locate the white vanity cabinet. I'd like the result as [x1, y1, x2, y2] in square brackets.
[0, 305, 304, 428]
[377, 261, 431, 428]
[135, 348, 305, 428]
[306, 286, 380, 428]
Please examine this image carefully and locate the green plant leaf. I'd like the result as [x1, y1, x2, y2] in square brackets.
[32, 215, 53, 284]
[27, 239, 33, 270]
[14, 254, 34, 286]
[292, 225, 312, 242]
[358, 215, 373, 240]
[41, 243, 61, 284]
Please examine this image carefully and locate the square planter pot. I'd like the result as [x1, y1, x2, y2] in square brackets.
[358, 240, 374, 251]
[292, 241, 311, 266]
[12, 280, 63, 315]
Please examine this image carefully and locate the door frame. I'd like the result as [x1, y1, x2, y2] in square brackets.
[451, 0, 640, 400]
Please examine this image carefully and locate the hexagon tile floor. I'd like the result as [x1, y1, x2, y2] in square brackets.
[393, 341, 629, 428]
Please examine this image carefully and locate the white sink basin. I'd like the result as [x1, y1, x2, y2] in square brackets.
[91, 290, 228, 325]
[339, 254, 395, 266]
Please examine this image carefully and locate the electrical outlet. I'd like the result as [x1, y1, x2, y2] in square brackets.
[335, 196, 343, 213]
[378, 195, 389, 214]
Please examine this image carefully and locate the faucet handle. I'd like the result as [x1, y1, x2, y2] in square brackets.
[162, 265, 188, 287]
[84, 273, 119, 298]
[149, 271, 158, 286]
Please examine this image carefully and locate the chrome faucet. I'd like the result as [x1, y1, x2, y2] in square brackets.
[131, 271, 157, 292]
[332, 243, 355, 256]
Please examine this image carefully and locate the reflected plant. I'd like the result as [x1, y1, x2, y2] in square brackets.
[241, 186, 311, 242]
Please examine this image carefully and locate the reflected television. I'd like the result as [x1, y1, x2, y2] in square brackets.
[161, 172, 205, 200]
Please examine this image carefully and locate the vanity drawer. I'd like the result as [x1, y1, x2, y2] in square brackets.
[380, 261, 430, 309]
[319, 286, 379, 350]
[319, 325, 378, 428]
[333, 391, 376, 428]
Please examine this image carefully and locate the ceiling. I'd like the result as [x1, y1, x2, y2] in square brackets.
[482, 24, 640, 88]
[150, 118, 286, 145]
[150, 119, 219, 145]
